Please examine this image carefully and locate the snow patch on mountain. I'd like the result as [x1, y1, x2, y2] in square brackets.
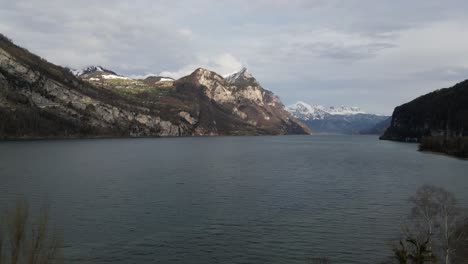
[287, 101, 367, 120]
[102, 74, 131, 80]
[224, 67, 252, 80]
[69, 68, 82, 76]
[70, 65, 117, 76]
[159, 77, 174, 82]
[224, 67, 261, 89]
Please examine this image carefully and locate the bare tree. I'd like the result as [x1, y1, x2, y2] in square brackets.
[434, 187, 460, 264]
[393, 240, 409, 264]
[406, 185, 463, 264]
[408, 185, 439, 242]
[453, 219, 468, 262]
[392, 235, 436, 264]
[0, 199, 62, 264]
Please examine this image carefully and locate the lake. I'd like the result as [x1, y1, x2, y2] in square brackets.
[0, 135, 467, 264]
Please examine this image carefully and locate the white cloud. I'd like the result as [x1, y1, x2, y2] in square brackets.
[158, 53, 243, 79]
[2, 0, 468, 114]
[0, 0, 196, 73]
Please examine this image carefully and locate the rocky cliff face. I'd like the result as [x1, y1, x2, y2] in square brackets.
[381, 80, 468, 142]
[0, 37, 189, 138]
[0, 34, 309, 139]
[176, 68, 311, 135]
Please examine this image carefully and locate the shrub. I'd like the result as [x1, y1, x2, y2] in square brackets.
[0, 199, 63, 264]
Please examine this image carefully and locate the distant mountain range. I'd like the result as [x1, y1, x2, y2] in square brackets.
[287, 101, 366, 120]
[287, 101, 390, 135]
[0, 33, 310, 139]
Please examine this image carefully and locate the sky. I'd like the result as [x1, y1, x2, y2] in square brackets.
[1, 0, 468, 114]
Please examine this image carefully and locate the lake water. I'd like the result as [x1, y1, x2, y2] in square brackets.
[0, 135, 467, 264]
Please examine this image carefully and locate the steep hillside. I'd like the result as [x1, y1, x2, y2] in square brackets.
[381, 80, 468, 157]
[176, 68, 311, 135]
[0, 34, 309, 139]
[381, 80, 468, 141]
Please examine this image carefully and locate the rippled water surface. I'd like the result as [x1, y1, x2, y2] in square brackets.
[0, 135, 467, 263]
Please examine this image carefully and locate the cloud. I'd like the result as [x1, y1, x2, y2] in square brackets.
[1, 0, 468, 114]
[281, 28, 397, 61]
[410, 67, 468, 82]
[307, 42, 396, 60]
[0, 0, 196, 73]
[158, 53, 244, 79]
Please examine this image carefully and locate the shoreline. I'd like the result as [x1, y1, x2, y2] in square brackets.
[0, 133, 317, 142]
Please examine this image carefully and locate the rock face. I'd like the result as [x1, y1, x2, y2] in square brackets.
[288, 101, 389, 134]
[176, 68, 311, 135]
[0, 34, 310, 139]
[381, 80, 468, 142]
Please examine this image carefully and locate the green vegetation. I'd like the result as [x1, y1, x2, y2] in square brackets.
[83, 77, 176, 101]
[114, 86, 174, 97]
[101, 78, 146, 88]
[90, 77, 174, 90]
[419, 136, 468, 158]
[0, 199, 63, 264]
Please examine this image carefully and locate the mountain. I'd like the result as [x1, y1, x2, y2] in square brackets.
[380, 80, 468, 157]
[142, 76, 175, 85]
[360, 117, 391, 135]
[176, 68, 311, 135]
[0, 34, 309, 139]
[69, 65, 118, 77]
[288, 101, 366, 120]
[287, 101, 389, 134]
[224, 67, 259, 87]
[381, 80, 468, 141]
[71, 66, 132, 82]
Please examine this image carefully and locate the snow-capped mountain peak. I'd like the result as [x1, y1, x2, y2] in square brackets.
[225, 67, 252, 81]
[70, 65, 117, 76]
[287, 101, 366, 120]
[224, 67, 259, 88]
[326, 105, 365, 115]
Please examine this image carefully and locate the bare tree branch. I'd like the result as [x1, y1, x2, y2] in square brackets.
[403, 185, 464, 264]
[8, 199, 29, 264]
[0, 199, 63, 264]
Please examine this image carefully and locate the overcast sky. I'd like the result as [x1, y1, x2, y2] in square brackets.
[1, 0, 468, 114]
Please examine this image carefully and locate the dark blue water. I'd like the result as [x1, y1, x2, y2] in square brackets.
[0, 135, 467, 264]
